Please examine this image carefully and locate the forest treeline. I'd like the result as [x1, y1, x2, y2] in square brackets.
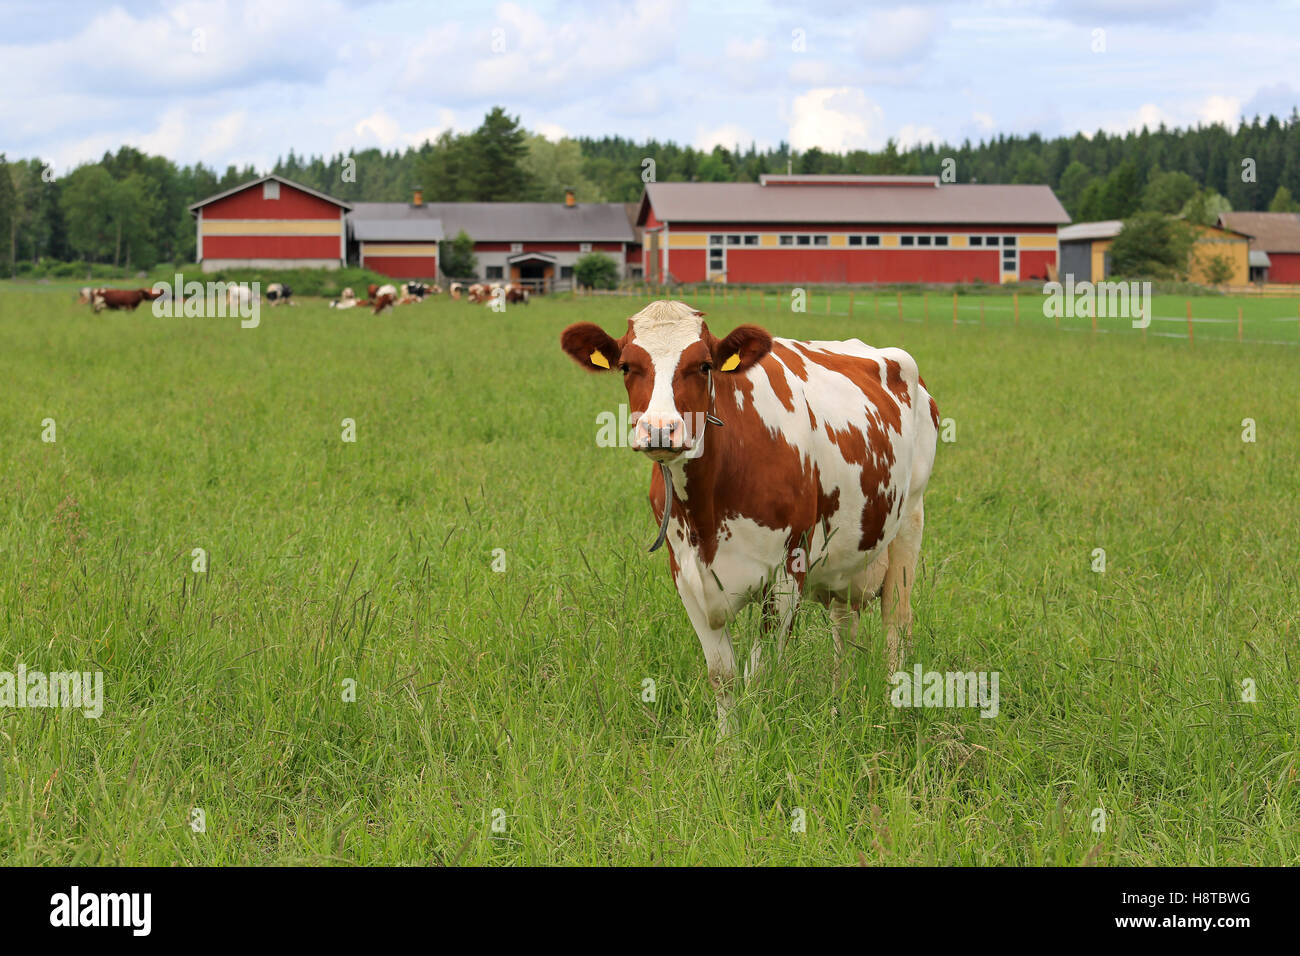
[2, 105, 1298, 273]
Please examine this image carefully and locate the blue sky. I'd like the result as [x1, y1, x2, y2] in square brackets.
[2, 0, 1298, 175]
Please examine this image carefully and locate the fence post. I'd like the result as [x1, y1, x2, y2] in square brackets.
[952, 291, 958, 327]
[1186, 300, 1193, 344]
[848, 290, 854, 319]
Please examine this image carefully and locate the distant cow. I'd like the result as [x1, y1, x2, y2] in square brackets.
[91, 288, 162, 312]
[449, 282, 463, 300]
[372, 285, 398, 314]
[77, 287, 93, 305]
[505, 283, 529, 304]
[465, 283, 490, 304]
[226, 284, 258, 309]
[560, 300, 939, 735]
[402, 281, 430, 300]
[329, 287, 357, 309]
[266, 283, 293, 306]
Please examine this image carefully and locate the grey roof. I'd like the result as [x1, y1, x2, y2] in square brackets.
[1058, 220, 1124, 242]
[640, 180, 1070, 226]
[189, 174, 352, 213]
[351, 217, 444, 241]
[1219, 212, 1300, 253]
[1249, 249, 1273, 267]
[349, 201, 634, 243]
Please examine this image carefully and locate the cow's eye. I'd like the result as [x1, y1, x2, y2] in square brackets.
[619, 362, 630, 374]
[699, 362, 712, 374]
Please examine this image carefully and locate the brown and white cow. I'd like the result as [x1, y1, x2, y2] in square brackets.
[91, 288, 162, 312]
[372, 284, 398, 314]
[561, 300, 939, 734]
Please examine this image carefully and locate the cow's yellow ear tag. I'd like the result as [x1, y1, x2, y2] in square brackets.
[590, 351, 610, 369]
[720, 353, 740, 372]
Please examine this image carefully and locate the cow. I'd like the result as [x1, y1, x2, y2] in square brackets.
[402, 281, 430, 300]
[505, 283, 529, 304]
[91, 288, 162, 312]
[449, 282, 463, 300]
[560, 300, 939, 735]
[372, 284, 398, 314]
[465, 283, 490, 304]
[266, 283, 293, 306]
[77, 286, 93, 305]
[226, 284, 258, 309]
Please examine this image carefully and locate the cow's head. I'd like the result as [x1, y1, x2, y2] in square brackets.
[562, 300, 771, 462]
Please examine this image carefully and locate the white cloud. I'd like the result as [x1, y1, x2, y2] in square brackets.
[898, 124, 942, 148]
[788, 88, 886, 152]
[1199, 94, 1242, 126]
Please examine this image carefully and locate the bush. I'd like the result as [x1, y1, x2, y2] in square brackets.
[441, 231, 477, 279]
[574, 252, 619, 290]
[1110, 214, 1196, 279]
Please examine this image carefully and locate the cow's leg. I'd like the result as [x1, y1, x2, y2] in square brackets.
[882, 498, 924, 673]
[829, 552, 887, 693]
[746, 577, 799, 684]
[677, 594, 738, 736]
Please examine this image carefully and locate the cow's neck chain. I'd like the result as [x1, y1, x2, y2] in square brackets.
[649, 370, 725, 554]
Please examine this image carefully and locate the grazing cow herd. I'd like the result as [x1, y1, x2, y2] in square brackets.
[561, 300, 939, 735]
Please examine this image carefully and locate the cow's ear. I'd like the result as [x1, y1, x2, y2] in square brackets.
[561, 322, 622, 373]
[713, 324, 772, 373]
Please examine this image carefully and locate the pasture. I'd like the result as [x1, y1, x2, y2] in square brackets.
[0, 282, 1297, 865]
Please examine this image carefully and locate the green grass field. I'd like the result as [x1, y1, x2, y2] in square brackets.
[1, 281, 1297, 865]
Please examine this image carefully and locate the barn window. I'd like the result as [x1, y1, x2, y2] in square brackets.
[743, 235, 758, 246]
[709, 235, 724, 246]
[865, 235, 880, 246]
[1002, 236, 1015, 246]
[935, 235, 949, 246]
[561, 266, 574, 279]
[969, 236, 983, 246]
[727, 235, 742, 245]
[263, 180, 280, 200]
[796, 235, 811, 246]
[901, 235, 915, 246]
[917, 235, 932, 246]
[579, 242, 591, 253]
[510, 242, 522, 253]
[779, 235, 794, 246]
[813, 235, 828, 246]
[848, 235, 863, 246]
[486, 266, 504, 279]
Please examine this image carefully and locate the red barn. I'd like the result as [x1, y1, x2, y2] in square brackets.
[189, 175, 350, 272]
[1219, 212, 1300, 283]
[637, 174, 1069, 285]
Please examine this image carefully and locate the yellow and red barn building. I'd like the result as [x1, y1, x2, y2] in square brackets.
[637, 174, 1069, 285]
[189, 175, 350, 271]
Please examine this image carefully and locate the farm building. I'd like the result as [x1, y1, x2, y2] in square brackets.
[1218, 212, 1300, 283]
[635, 174, 1069, 285]
[189, 174, 350, 272]
[1059, 218, 1250, 285]
[348, 188, 637, 287]
[348, 188, 443, 279]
